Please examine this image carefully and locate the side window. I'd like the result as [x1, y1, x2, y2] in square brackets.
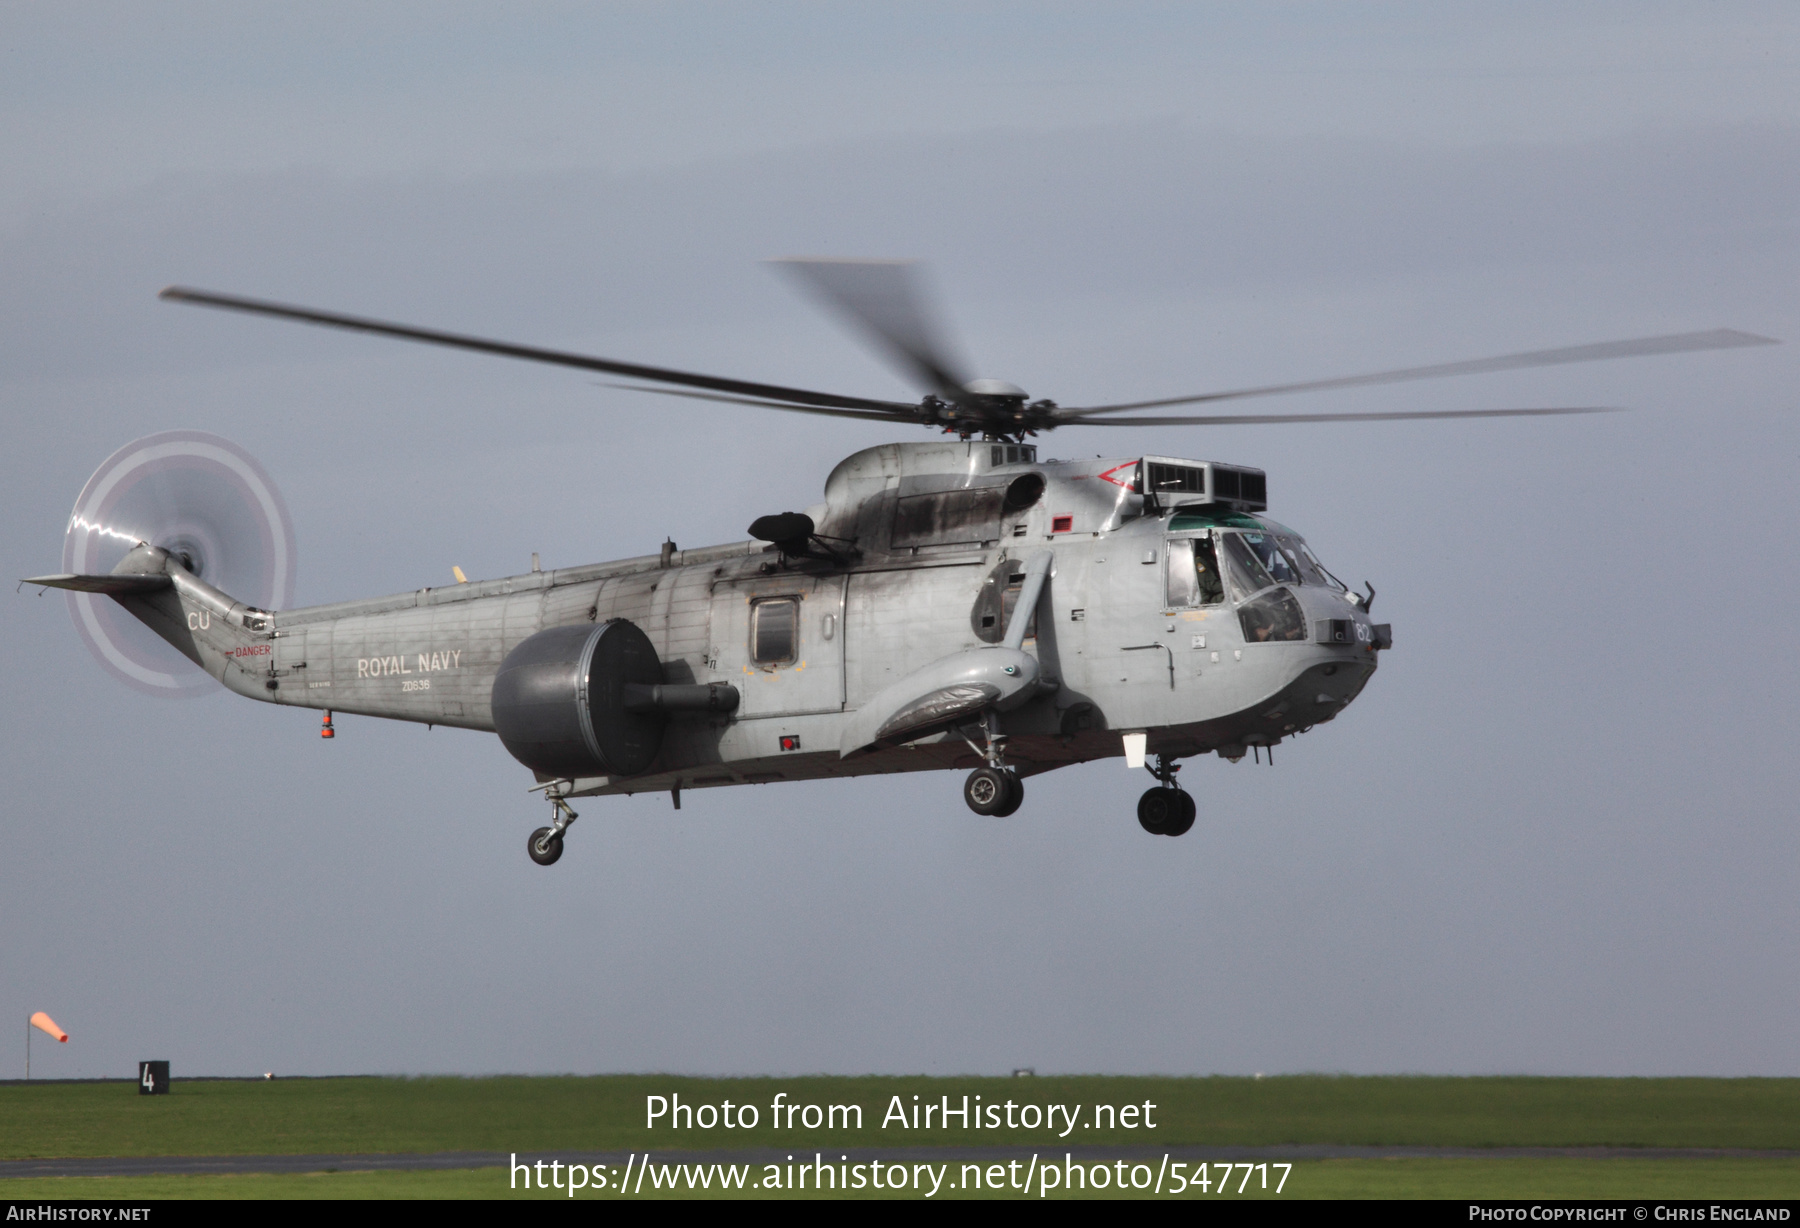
[1166, 537, 1227, 608]
[1166, 539, 1199, 607]
[750, 597, 799, 666]
[1194, 535, 1225, 605]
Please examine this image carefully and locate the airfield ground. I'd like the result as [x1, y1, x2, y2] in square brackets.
[2, 1075, 1795, 1199]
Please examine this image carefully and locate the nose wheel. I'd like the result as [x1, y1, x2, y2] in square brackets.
[1137, 754, 1195, 836]
[527, 791, 578, 866]
[1137, 787, 1195, 836]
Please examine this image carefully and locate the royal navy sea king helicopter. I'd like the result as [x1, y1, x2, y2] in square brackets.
[28, 261, 1776, 864]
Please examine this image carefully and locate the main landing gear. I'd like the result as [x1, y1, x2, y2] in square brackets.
[964, 765, 1024, 816]
[528, 791, 578, 866]
[962, 712, 1024, 816]
[1138, 754, 1195, 837]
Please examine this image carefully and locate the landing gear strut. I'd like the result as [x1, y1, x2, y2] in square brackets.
[1137, 754, 1195, 836]
[961, 712, 1024, 816]
[528, 792, 578, 866]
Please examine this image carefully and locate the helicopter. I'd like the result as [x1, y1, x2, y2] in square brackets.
[27, 259, 1777, 865]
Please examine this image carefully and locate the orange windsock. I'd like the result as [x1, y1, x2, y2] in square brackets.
[29, 1012, 67, 1043]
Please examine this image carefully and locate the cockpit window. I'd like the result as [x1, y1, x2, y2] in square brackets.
[1248, 518, 1347, 591]
[1219, 532, 1277, 601]
[1165, 537, 1226, 608]
[1289, 538, 1346, 590]
[1238, 531, 1302, 586]
[1238, 587, 1308, 643]
[1219, 527, 1344, 603]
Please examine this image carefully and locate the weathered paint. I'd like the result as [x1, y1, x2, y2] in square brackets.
[116, 441, 1383, 797]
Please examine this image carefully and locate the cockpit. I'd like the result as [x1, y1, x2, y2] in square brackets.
[1163, 513, 1349, 645]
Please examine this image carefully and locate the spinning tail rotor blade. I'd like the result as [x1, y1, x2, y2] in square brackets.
[1057, 329, 1779, 420]
[769, 258, 973, 399]
[55, 430, 296, 698]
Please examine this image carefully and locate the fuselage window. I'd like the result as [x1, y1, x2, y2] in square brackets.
[751, 597, 799, 666]
[1165, 536, 1226, 608]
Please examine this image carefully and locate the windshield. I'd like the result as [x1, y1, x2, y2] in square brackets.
[1238, 531, 1302, 587]
[1215, 526, 1347, 600]
[1281, 535, 1345, 590]
[1219, 532, 1276, 601]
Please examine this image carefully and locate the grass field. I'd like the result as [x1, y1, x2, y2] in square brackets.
[2, 1075, 1796, 1199]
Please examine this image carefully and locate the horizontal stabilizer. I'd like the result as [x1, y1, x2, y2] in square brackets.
[23, 573, 173, 595]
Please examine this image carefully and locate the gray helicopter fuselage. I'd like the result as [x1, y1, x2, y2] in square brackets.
[129, 440, 1385, 797]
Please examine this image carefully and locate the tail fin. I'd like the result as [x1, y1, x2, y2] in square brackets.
[30, 544, 268, 681]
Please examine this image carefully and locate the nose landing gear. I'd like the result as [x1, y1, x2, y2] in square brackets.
[527, 791, 578, 866]
[961, 712, 1024, 816]
[1137, 754, 1195, 836]
[1137, 787, 1194, 835]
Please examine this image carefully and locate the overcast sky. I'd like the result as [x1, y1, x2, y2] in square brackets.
[3, 3, 1797, 1080]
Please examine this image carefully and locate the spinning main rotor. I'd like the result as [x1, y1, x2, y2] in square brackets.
[160, 259, 1776, 442]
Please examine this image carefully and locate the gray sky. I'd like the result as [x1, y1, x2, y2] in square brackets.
[3, 3, 1797, 1079]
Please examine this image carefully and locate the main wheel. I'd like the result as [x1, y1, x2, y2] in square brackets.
[991, 771, 1025, 817]
[527, 826, 564, 866]
[1164, 790, 1196, 837]
[964, 767, 1011, 815]
[1137, 787, 1181, 835]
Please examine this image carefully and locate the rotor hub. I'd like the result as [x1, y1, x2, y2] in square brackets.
[961, 378, 1027, 400]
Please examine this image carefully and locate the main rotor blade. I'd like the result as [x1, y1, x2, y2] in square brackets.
[1065, 405, 1622, 426]
[769, 258, 972, 398]
[159, 287, 918, 415]
[1058, 329, 1778, 419]
[601, 383, 928, 423]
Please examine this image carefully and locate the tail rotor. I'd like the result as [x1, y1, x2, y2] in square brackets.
[60, 430, 296, 697]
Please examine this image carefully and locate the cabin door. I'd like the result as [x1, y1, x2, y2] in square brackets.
[713, 574, 847, 718]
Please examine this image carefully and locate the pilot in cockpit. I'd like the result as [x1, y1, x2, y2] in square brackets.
[1193, 536, 1225, 606]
